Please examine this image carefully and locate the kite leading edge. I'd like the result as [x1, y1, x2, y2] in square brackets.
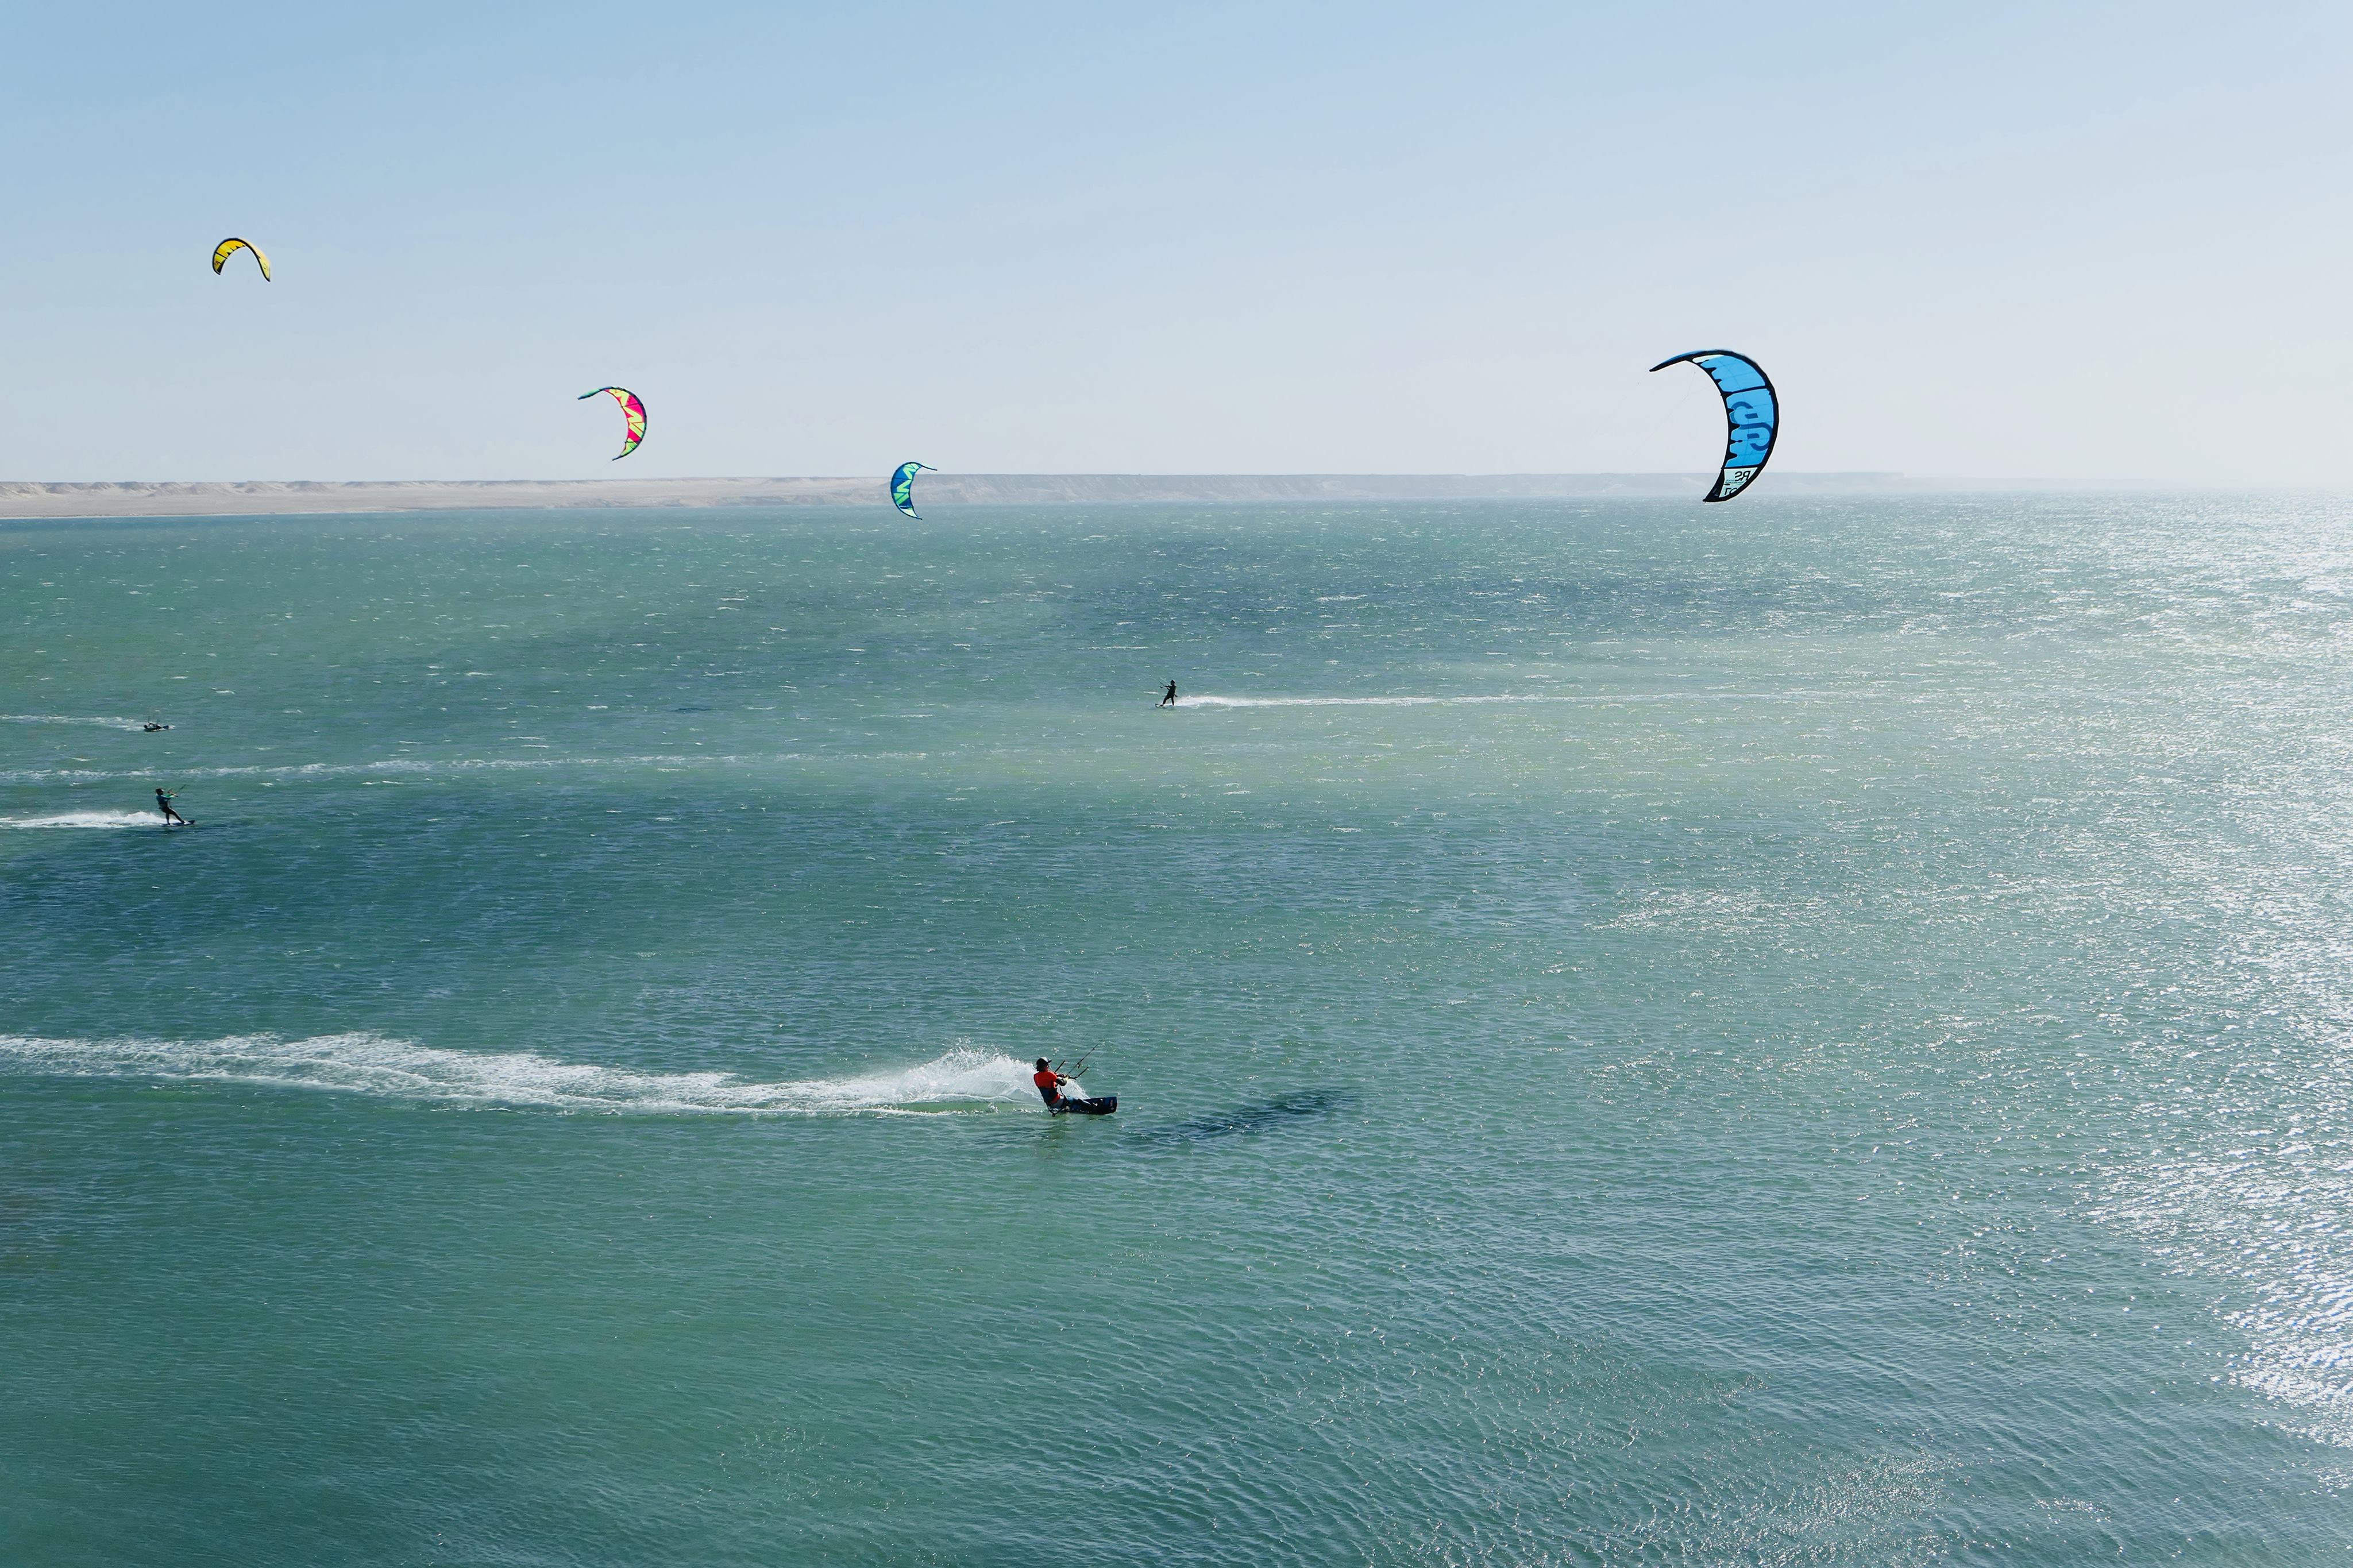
[211, 237, 272, 281]
[1649, 350, 1776, 502]
[579, 387, 647, 461]
[890, 461, 934, 519]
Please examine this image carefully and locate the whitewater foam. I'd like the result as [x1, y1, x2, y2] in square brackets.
[0, 751, 822, 786]
[0, 1032, 1042, 1116]
[1172, 690, 1819, 709]
[0, 714, 146, 729]
[1175, 694, 1514, 709]
[1, 810, 167, 830]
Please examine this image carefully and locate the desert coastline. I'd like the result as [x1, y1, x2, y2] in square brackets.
[5, 470, 1932, 519]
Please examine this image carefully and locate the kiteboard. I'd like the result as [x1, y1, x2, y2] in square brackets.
[1051, 1096, 1117, 1117]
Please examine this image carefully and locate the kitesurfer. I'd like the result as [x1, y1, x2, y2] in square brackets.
[143, 721, 170, 732]
[155, 787, 187, 826]
[1159, 681, 1178, 708]
[1033, 1057, 1070, 1110]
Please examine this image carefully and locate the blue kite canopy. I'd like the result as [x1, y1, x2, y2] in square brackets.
[889, 461, 934, 519]
[1649, 350, 1777, 502]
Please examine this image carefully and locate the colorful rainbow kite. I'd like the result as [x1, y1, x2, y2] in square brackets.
[579, 387, 647, 461]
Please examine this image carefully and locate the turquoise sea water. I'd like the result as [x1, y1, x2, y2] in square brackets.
[5, 497, 2352, 1564]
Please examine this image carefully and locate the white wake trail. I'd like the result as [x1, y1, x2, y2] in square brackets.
[1175, 694, 1493, 709]
[1172, 690, 1817, 710]
[0, 715, 146, 730]
[0, 1032, 1042, 1116]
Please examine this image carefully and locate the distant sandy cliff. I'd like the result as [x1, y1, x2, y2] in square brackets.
[0, 473, 1914, 520]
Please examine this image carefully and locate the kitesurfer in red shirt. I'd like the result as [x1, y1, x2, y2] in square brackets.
[1033, 1058, 1067, 1109]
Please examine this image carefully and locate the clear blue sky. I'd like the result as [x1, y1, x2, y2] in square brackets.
[4, 2, 2344, 482]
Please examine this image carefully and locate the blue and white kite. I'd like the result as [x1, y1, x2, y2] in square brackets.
[1650, 350, 1777, 502]
[889, 461, 934, 519]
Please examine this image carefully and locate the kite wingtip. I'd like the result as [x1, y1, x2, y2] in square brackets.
[1650, 349, 1757, 374]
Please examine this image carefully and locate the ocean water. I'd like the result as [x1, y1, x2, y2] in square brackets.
[4, 496, 2351, 1565]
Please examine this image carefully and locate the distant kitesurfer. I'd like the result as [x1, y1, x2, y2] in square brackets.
[155, 787, 187, 826]
[1033, 1057, 1070, 1110]
[143, 721, 170, 732]
[1159, 681, 1178, 708]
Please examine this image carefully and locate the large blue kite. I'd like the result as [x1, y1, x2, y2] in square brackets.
[1649, 350, 1777, 502]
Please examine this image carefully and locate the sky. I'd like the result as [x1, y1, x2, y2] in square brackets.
[2, 1, 2346, 484]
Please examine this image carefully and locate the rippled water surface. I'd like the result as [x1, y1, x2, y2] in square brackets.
[5, 497, 2352, 1564]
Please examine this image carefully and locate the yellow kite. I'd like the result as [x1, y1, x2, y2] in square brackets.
[211, 238, 272, 281]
